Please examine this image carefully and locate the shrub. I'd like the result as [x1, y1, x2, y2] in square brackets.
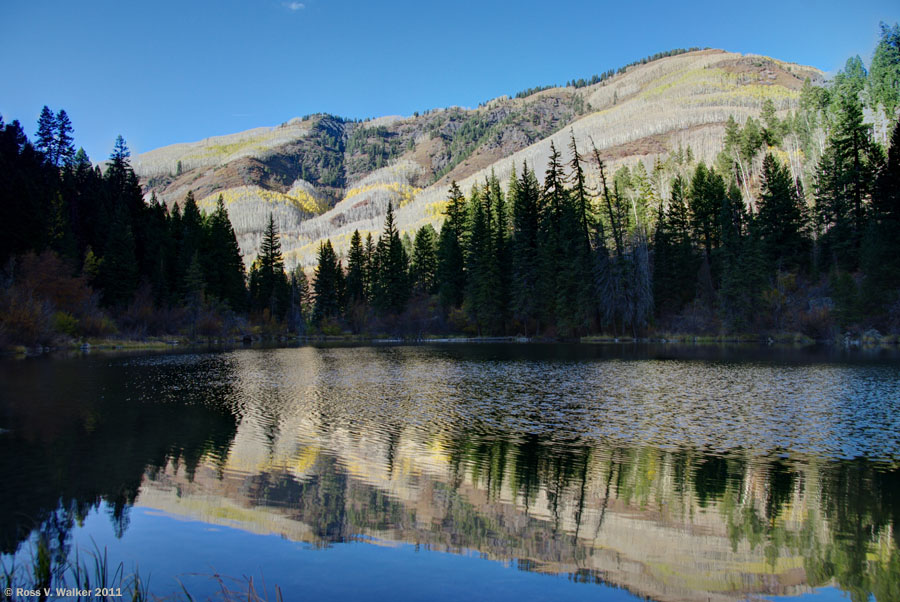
[52, 311, 80, 338]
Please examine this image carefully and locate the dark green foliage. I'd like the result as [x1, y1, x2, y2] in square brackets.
[1, 110, 256, 340]
[757, 154, 810, 271]
[99, 205, 138, 308]
[869, 22, 900, 120]
[510, 164, 541, 332]
[717, 183, 765, 331]
[653, 176, 697, 317]
[345, 229, 367, 304]
[463, 174, 508, 334]
[861, 119, 900, 316]
[372, 202, 410, 314]
[0, 119, 55, 263]
[411, 224, 438, 295]
[437, 182, 467, 308]
[688, 163, 725, 261]
[312, 239, 343, 323]
[249, 214, 290, 319]
[202, 196, 247, 310]
[814, 84, 878, 271]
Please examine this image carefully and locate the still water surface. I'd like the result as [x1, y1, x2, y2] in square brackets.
[1, 343, 899, 601]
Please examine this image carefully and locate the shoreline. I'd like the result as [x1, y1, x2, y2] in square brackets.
[3, 330, 899, 359]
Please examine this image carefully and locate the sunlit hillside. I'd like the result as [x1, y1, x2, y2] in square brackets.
[134, 49, 822, 268]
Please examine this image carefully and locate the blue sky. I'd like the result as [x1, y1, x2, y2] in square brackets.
[1, 0, 897, 161]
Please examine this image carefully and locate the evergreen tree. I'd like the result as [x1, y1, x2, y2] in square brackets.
[862, 119, 900, 314]
[464, 186, 492, 331]
[99, 205, 138, 307]
[34, 106, 56, 161]
[536, 141, 568, 326]
[372, 202, 410, 313]
[815, 85, 878, 271]
[312, 239, 343, 322]
[510, 163, 541, 333]
[289, 266, 312, 331]
[437, 182, 467, 308]
[652, 175, 697, 316]
[251, 213, 290, 319]
[717, 182, 765, 330]
[363, 232, 376, 299]
[203, 195, 247, 310]
[757, 154, 810, 271]
[869, 22, 900, 138]
[411, 224, 438, 295]
[53, 110, 75, 168]
[345, 229, 367, 304]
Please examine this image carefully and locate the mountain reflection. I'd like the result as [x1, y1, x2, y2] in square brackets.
[2, 345, 899, 601]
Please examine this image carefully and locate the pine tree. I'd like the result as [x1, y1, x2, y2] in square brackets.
[717, 182, 764, 331]
[289, 266, 312, 330]
[511, 163, 541, 333]
[411, 224, 438, 294]
[53, 110, 75, 168]
[345, 229, 367, 304]
[252, 213, 290, 319]
[815, 85, 877, 271]
[363, 232, 376, 299]
[536, 141, 568, 327]
[313, 239, 343, 323]
[464, 186, 491, 331]
[870, 23, 900, 115]
[757, 154, 810, 271]
[34, 106, 56, 160]
[372, 202, 410, 313]
[652, 175, 697, 317]
[203, 195, 246, 310]
[862, 119, 900, 314]
[99, 205, 138, 307]
[437, 182, 467, 308]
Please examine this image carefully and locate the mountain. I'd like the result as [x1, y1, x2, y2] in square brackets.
[133, 49, 822, 268]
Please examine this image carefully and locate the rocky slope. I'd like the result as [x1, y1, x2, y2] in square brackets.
[133, 49, 822, 268]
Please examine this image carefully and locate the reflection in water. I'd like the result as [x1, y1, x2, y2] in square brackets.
[2, 344, 900, 601]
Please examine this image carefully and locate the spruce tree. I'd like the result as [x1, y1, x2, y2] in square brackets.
[372, 202, 410, 313]
[437, 182, 467, 308]
[757, 154, 810, 272]
[53, 110, 75, 168]
[203, 195, 246, 310]
[345, 229, 367, 304]
[511, 163, 541, 333]
[34, 106, 56, 161]
[411, 224, 438, 295]
[252, 213, 290, 319]
[99, 204, 138, 307]
[313, 239, 343, 322]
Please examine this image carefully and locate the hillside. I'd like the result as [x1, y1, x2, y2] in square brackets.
[134, 49, 822, 268]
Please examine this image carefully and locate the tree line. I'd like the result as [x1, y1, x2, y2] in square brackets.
[298, 25, 900, 338]
[2, 25, 898, 344]
[0, 109, 251, 343]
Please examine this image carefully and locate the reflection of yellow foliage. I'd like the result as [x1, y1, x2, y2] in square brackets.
[199, 186, 328, 215]
[293, 445, 321, 474]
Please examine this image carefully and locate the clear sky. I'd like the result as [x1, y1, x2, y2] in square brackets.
[1, 0, 897, 162]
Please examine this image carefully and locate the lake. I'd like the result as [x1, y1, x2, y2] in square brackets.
[1, 343, 899, 601]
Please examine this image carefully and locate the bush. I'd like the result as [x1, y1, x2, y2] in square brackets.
[0, 286, 53, 346]
[52, 311, 80, 338]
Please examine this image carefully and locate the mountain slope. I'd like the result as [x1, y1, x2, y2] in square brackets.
[134, 49, 822, 268]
